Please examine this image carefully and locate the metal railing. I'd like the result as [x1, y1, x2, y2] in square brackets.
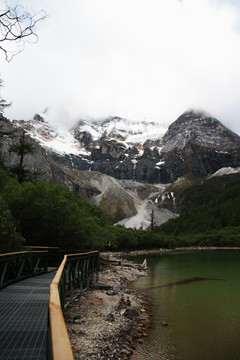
[0, 250, 48, 290]
[48, 251, 99, 360]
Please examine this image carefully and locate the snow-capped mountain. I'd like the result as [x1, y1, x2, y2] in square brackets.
[13, 114, 166, 156]
[2, 110, 240, 229]
[11, 110, 240, 184]
[74, 116, 167, 145]
[160, 111, 240, 152]
[13, 114, 82, 156]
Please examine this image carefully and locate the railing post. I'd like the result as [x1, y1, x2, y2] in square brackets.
[69, 271, 73, 306]
[0, 262, 8, 288]
[79, 273, 83, 295]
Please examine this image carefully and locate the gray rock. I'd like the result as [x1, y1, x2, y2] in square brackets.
[105, 313, 115, 322]
[124, 309, 139, 320]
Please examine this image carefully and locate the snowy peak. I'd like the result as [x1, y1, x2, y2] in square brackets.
[73, 116, 167, 146]
[10, 109, 240, 184]
[12, 114, 81, 155]
[161, 111, 240, 152]
[12, 114, 167, 156]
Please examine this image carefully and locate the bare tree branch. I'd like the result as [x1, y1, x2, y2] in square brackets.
[0, 5, 47, 61]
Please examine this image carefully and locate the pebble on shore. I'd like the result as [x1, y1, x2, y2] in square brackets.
[64, 255, 150, 360]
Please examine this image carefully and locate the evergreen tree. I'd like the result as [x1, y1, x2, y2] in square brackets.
[9, 131, 34, 182]
[150, 209, 156, 231]
[3, 181, 109, 250]
[0, 79, 11, 114]
[0, 194, 24, 253]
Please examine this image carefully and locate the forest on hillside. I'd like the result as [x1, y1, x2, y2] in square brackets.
[0, 113, 240, 252]
[155, 174, 240, 247]
[1, 161, 240, 253]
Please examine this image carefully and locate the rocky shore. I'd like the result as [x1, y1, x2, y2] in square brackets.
[118, 246, 240, 258]
[64, 254, 150, 360]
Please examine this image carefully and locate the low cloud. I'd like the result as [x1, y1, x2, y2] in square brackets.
[1, 0, 240, 134]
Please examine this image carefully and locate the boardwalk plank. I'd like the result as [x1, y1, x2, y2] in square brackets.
[0, 272, 55, 360]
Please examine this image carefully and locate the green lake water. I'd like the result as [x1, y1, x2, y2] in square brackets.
[131, 251, 240, 360]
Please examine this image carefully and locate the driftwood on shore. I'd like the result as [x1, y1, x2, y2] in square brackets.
[100, 257, 122, 266]
[100, 255, 147, 271]
[144, 276, 225, 290]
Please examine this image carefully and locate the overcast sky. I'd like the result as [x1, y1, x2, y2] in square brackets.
[1, 0, 240, 134]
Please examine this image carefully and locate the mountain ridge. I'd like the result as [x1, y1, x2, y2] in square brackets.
[1, 111, 240, 230]
[10, 110, 240, 183]
[160, 111, 240, 152]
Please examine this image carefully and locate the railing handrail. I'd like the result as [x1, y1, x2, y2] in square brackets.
[51, 255, 67, 287]
[49, 255, 73, 360]
[66, 250, 99, 258]
[48, 251, 99, 360]
[0, 250, 48, 257]
[24, 246, 60, 250]
[0, 250, 49, 290]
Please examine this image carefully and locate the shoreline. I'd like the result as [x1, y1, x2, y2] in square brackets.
[64, 254, 151, 360]
[117, 246, 240, 257]
[64, 247, 240, 359]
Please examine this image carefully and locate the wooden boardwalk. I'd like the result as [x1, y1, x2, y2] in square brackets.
[0, 271, 55, 360]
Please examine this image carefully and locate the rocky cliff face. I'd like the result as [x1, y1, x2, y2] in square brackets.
[3, 110, 240, 185]
[158, 111, 240, 181]
[160, 111, 240, 151]
[70, 111, 240, 183]
[0, 116, 52, 181]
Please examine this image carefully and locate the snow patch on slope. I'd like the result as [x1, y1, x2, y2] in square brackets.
[39, 128, 81, 155]
[13, 117, 81, 155]
[210, 167, 240, 178]
[117, 199, 177, 230]
[75, 117, 167, 145]
[13, 114, 167, 156]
